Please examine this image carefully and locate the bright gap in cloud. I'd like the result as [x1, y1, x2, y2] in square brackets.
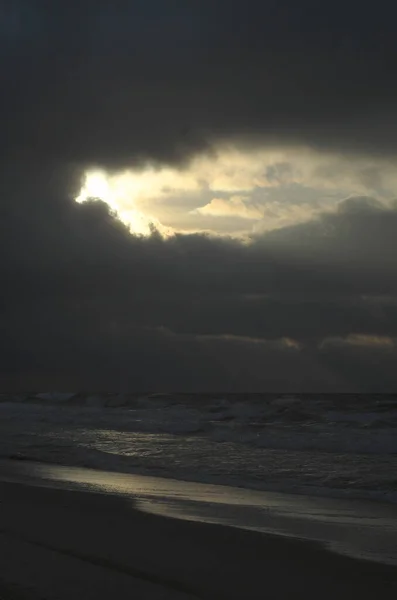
[75, 171, 174, 236]
[75, 145, 397, 238]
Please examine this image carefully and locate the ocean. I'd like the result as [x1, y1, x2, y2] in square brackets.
[1, 392, 397, 503]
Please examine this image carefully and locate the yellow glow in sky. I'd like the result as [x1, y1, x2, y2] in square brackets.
[74, 145, 397, 238]
[75, 171, 173, 236]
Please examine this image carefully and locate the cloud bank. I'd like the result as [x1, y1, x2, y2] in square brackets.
[2, 1, 397, 390]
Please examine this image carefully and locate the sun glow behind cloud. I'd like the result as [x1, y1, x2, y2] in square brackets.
[75, 171, 174, 236]
[75, 145, 397, 238]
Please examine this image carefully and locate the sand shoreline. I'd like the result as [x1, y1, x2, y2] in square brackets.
[0, 470, 397, 599]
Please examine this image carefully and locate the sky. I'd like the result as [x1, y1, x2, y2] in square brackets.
[2, 0, 397, 392]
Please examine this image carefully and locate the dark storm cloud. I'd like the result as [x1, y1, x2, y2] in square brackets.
[2, 0, 397, 169]
[3, 1, 397, 390]
[3, 193, 397, 391]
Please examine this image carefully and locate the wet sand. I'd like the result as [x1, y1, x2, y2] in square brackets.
[0, 464, 396, 599]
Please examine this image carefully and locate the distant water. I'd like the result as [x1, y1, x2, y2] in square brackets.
[1, 392, 397, 503]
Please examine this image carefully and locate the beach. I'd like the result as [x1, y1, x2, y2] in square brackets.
[0, 460, 396, 599]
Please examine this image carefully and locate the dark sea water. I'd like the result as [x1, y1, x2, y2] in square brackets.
[1, 393, 397, 502]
